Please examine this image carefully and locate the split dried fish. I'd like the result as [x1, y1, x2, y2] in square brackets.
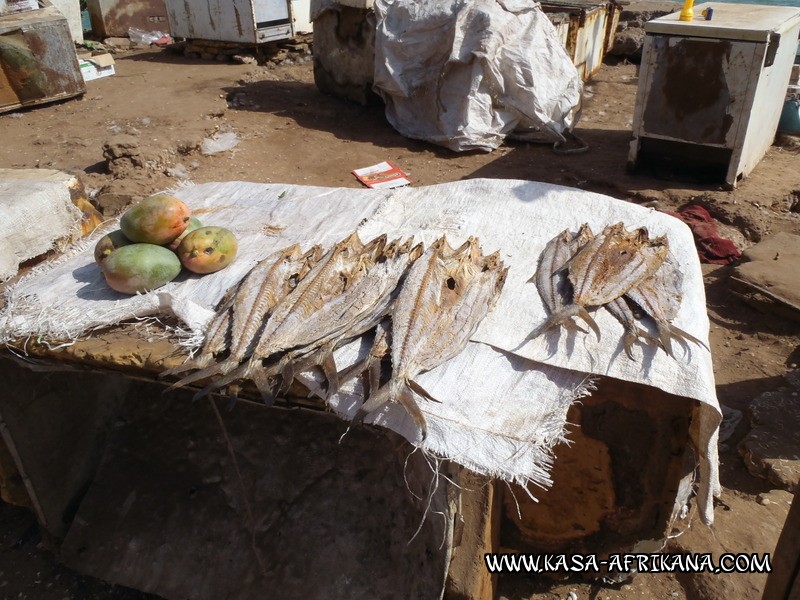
[159, 283, 238, 379]
[201, 232, 411, 401]
[357, 236, 508, 438]
[284, 237, 423, 399]
[624, 250, 708, 356]
[164, 243, 323, 390]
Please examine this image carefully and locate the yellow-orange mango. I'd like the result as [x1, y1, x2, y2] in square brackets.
[176, 226, 238, 274]
[120, 194, 191, 245]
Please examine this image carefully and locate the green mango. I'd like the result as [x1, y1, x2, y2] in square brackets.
[94, 229, 133, 264]
[168, 215, 203, 250]
[102, 243, 182, 294]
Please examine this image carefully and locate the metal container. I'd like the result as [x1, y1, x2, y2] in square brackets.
[540, 0, 621, 81]
[0, 1, 85, 114]
[628, 3, 800, 188]
[86, 0, 168, 38]
[164, 0, 297, 44]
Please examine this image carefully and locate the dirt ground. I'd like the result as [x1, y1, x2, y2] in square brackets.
[1, 44, 799, 600]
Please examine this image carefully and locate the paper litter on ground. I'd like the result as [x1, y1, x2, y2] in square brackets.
[0, 178, 721, 524]
[352, 161, 411, 189]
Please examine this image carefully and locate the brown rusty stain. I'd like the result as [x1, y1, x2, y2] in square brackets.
[92, 0, 168, 38]
[643, 37, 735, 146]
[234, 6, 243, 37]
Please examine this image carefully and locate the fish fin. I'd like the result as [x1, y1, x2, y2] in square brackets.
[576, 306, 601, 341]
[621, 332, 635, 360]
[165, 362, 226, 392]
[514, 304, 585, 350]
[563, 318, 588, 334]
[367, 357, 382, 399]
[655, 324, 674, 357]
[276, 357, 295, 395]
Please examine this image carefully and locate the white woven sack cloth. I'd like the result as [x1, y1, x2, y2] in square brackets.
[372, 0, 583, 151]
[0, 176, 82, 282]
[0, 179, 721, 524]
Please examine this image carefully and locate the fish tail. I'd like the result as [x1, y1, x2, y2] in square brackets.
[670, 324, 710, 352]
[514, 304, 580, 349]
[159, 354, 211, 379]
[353, 380, 392, 425]
[577, 306, 601, 341]
[193, 360, 252, 401]
[398, 378, 428, 440]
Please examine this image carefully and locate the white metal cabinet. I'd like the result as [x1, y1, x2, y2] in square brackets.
[628, 3, 800, 187]
[165, 0, 297, 43]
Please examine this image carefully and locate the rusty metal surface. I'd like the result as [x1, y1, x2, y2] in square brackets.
[86, 0, 168, 38]
[540, 1, 611, 81]
[641, 36, 739, 146]
[0, 5, 84, 113]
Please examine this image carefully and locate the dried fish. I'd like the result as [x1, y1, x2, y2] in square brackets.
[284, 237, 423, 399]
[159, 283, 238, 379]
[336, 319, 391, 399]
[200, 232, 406, 401]
[523, 222, 668, 343]
[624, 250, 708, 356]
[532, 224, 593, 333]
[357, 236, 508, 438]
[164, 243, 323, 391]
[604, 296, 658, 359]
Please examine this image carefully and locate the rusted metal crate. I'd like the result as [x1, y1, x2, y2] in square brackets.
[628, 2, 800, 188]
[86, 0, 168, 38]
[0, 0, 85, 114]
[541, 0, 621, 81]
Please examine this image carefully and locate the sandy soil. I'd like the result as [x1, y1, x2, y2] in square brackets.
[1, 46, 799, 600]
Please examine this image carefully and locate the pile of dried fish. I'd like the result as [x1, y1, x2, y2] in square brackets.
[161, 232, 507, 437]
[521, 222, 707, 358]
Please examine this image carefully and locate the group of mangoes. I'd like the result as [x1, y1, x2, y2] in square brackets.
[94, 194, 238, 294]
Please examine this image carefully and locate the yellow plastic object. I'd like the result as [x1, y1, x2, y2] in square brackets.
[679, 0, 694, 21]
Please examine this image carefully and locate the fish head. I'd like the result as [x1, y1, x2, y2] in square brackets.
[575, 223, 594, 246]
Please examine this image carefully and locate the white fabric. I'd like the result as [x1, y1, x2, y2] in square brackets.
[0, 176, 83, 282]
[372, 0, 583, 151]
[0, 179, 721, 523]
